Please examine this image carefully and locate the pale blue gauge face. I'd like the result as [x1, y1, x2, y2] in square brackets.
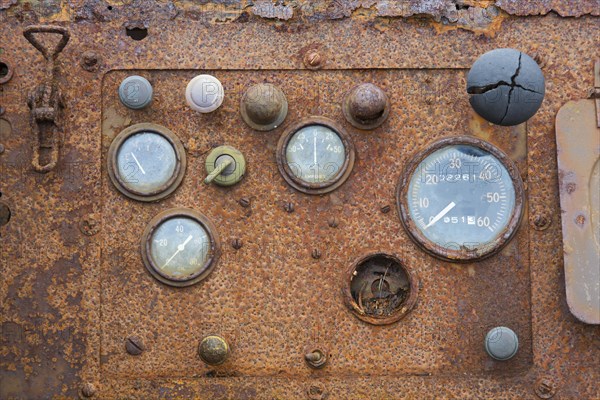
[285, 125, 346, 184]
[407, 145, 516, 251]
[149, 217, 211, 279]
[116, 132, 177, 194]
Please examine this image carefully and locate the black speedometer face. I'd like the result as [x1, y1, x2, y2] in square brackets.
[397, 136, 524, 262]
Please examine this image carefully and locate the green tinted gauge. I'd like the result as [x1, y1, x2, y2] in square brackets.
[277, 117, 355, 195]
[141, 208, 220, 287]
[397, 136, 524, 262]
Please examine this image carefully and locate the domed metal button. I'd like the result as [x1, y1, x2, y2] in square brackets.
[118, 75, 153, 110]
[467, 48, 545, 126]
[342, 83, 390, 130]
[485, 326, 519, 361]
[240, 83, 288, 131]
[198, 335, 229, 365]
[185, 74, 224, 113]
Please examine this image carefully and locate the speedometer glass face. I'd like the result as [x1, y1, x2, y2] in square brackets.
[141, 208, 220, 287]
[398, 136, 524, 261]
[277, 117, 355, 194]
[108, 123, 186, 202]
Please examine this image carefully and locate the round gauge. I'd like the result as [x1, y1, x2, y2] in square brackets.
[397, 136, 524, 262]
[276, 117, 355, 194]
[141, 208, 220, 287]
[108, 123, 186, 202]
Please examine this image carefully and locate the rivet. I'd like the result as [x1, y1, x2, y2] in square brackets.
[125, 336, 145, 356]
[532, 214, 551, 231]
[575, 214, 585, 226]
[327, 217, 338, 228]
[311, 248, 321, 259]
[80, 214, 100, 236]
[307, 383, 327, 400]
[81, 51, 99, 72]
[304, 50, 323, 70]
[239, 197, 251, 208]
[231, 238, 243, 250]
[198, 335, 229, 366]
[534, 377, 556, 399]
[284, 202, 295, 213]
[79, 382, 96, 398]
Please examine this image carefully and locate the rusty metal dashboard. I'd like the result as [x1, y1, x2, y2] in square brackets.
[1, 1, 599, 399]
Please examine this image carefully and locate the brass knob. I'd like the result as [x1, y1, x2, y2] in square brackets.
[198, 335, 229, 365]
[342, 83, 390, 130]
[240, 83, 288, 131]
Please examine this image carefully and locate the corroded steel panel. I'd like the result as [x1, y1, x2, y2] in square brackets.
[1, 2, 599, 399]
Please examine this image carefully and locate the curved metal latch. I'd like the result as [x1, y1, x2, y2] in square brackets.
[23, 25, 70, 173]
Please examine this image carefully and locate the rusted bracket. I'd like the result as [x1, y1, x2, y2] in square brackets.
[588, 59, 600, 128]
[23, 25, 70, 173]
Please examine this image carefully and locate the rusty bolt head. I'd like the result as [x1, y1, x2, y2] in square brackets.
[0, 201, 11, 227]
[307, 383, 327, 400]
[327, 217, 339, 228]
[380, 205, 391, 214]
[239, 197, 251, 208]
[343, 83, 390, 130]
[198, 335, 229, 365]
[231, 238, 243, 250]
[284, 202, 295, 213]
[79, 382, 96, 398]
[534, 377, 556, 399]
[305, 349, 327, 369]
[81, 51, 100, 72]
[311, 248, 321, 259]
[125, 336, 145, 356]
[575, 214, 586, 226]
[240, 83, 288, 131]
[304, 50, 323, 70]
[532, 214, 552, 231]
[80, 214, 100, 236]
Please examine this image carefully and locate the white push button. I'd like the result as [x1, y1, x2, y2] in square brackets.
[185, 74, 224, 113]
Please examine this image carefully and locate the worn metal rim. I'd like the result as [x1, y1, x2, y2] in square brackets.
[107, 123, 187, 202]
[141, 208, 221, 287]
[276, 116, 355, 195]
[396, 135, 525, 262]
[0, 59, 14, 84]
[342, 83, 390, 130]
[343, 252, 419, 325]
[240, 83, 288, 131]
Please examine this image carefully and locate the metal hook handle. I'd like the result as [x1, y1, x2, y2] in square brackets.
[23, 25, 70, 62]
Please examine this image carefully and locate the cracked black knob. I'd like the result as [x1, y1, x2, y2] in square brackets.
[467, 48, 545, 126]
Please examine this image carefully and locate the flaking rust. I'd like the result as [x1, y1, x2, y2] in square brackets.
[1, 1, 599, 399]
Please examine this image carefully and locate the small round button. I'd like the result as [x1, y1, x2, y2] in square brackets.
[240, 83, 288, 131]
[118, 75, 153, 110]
[185, 74, 224, 113]
[198, 335, 229, 365]
[485, 326, 519, 361]
[343, 83, 390, 130]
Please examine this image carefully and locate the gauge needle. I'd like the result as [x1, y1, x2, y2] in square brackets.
[313, 134, 317, 165]
[130, 152, 146, 175]
[424, 201, 456, 230]
[161, 235, 193, 269]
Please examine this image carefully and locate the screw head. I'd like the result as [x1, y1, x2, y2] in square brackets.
[125, 336, 145, 356]
[311, 248, 321, 259]
[79, 382, 96, 398]
[239, 197, 251, 208]
[532, 214, 551, 231]
[284, 202, 295, 213]
[198, 335, 229, 365]
[231, 238, 243, 250]
[534, 377, 556, 399]
[380, 205, 391, 214]
[80, 214, 100, 236]
[81, 51, 99, 72]
[307, 383, 327, 400]
[327, 217, 338, 228]
[304, 50, 323, 69]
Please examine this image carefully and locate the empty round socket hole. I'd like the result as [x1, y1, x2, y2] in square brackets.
[0, 61, 12, 84]
[126, 27, 148, 41]
[345, 253, 418, 325]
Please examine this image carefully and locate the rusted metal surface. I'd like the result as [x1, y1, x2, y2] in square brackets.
[0, 2, 599, 399]
[555, 98, 600, 325]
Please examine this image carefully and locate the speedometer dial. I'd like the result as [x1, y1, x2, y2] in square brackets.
[397, 136, 524, 262]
